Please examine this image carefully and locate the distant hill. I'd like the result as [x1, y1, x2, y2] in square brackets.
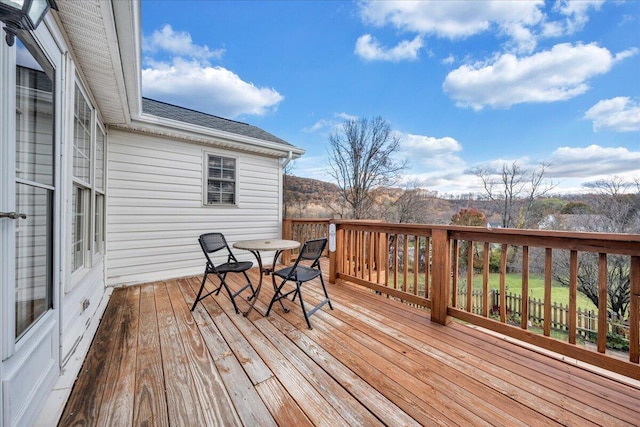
[283, 174, 599, 225]
[284, 175, 340, 204]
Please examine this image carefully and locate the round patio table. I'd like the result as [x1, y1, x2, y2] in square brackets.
[233, 239, 300, 317]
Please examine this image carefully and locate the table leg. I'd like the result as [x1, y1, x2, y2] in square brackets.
[271, 249, 290, 313]
[243, 250, 263, 317]
[243, 249, 289, 316]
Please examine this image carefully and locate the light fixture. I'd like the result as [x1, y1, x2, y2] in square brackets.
[0, 0, 58, 46]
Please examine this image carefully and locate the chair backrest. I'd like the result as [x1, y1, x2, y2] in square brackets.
[198, 233, 237, 268]
[199, 232, 229, 254]
[296, 238, 327, 265]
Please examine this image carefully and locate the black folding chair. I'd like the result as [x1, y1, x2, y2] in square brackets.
[266, 237, 333, 329]
[191, 232, 255, 314]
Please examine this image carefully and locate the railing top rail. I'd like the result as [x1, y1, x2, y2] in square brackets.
[324, 220, 640, 255]
[286, 218, 332, 223]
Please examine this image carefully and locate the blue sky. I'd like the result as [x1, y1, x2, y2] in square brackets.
[141, 0, 640, 196]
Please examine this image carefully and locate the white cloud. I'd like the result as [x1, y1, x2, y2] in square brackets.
[584, 97, 640, 132]
[357, 1, 612, 58]
[336, 112, 359, 121]
[549, 145, 640, 177]
[142, 26, 283, 118]
[355, 34, 423, 62]
[143, 24, 224, 61]
[443, 43, 630, 110]
[359, 1, 543, 39]
[553, 0, 604, 35]
[399, 134, 467, 177]
[142, 58, 283, 118]
[442, 55, 455, 65]
[303, 112, 359, 134]
[358, 0, 545, 53]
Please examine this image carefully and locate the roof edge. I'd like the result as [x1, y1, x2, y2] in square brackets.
[124, 113, 305, 158]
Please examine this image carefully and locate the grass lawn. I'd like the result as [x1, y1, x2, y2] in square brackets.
[466, 272, 598, 312]
[388, 270, 598, 312]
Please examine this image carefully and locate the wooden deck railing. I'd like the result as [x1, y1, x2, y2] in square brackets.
[281, 218, 330, 263]
[284, 219, 640, 380]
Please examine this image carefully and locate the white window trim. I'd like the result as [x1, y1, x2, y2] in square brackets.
[202, 150, 239, 207]
[69, 81, 106, 288]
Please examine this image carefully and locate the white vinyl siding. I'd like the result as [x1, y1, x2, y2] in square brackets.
[107, 130, 283, 285]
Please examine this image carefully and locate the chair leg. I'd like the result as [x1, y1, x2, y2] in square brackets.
[319, 275, 333, 310]
[218, 273, 240, 314]
[191, 271, 209, 311]
[242, 271, 256, 300]
[266, 278, 289, 317]
[296, 282, 313, 329]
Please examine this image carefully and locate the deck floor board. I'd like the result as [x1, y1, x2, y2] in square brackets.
[60, 260, 640, 426]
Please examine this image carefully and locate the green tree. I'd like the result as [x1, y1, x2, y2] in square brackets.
[451, 208, 486, 226]
[560, 201, 593, 214]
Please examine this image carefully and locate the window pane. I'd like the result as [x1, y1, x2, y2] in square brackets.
[94, 193, 105, 255]
[14, 38, 54, 340]
[206, 155, 236, 205]
[73, 85, 91, 183]
[95, 127, 105, 191]
[15, 184, 53, 338]
[72, 186, 85, 271]
[16, 44, 54, 186]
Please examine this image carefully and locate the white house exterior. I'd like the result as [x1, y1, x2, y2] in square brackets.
[0, 2, 303, 426]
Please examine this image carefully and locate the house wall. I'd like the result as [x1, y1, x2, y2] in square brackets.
[2, 16, 110, 427]
[106, 128, 284, 286]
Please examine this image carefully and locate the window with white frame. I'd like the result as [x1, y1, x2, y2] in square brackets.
[71, 84, 91, 273]
[94, 126, 106, 255]
[205, 153, 237, 205]
[71, 83, 105, 277]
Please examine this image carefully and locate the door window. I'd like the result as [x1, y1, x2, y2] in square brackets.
[14, 38, 55, 339]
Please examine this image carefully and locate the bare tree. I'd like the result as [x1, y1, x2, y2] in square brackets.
[385, 181, 436, 224]
[474, 161, 553, 228]
[553, 176, 640, 318]
[328, 116, 405, 219]
[583, 176, 640, 233]
[554, 252, 630, 318]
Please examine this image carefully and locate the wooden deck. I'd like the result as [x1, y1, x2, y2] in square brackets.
[60, 260, 640, 426]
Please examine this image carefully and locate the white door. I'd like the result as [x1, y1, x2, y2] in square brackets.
[1, 32, 60, 427]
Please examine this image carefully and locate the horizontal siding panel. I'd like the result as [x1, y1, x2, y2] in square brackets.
[107, 207, 278, 218]
[106, 223, 280, 243]
[108, 161, 201, 180]
[107, 167, 201, 184]
[109, 178, 201, 194]
[109, 151, 200, 174]
[108, 187, 202, 201]
[107, 129, 283, 285]
[107, 218, 280, 234]
[109, 141, 199, 163]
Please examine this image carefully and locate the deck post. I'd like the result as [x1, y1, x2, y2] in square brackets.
[282, 218, 293, 264]
[329, 220, 339, 283]
[430, 228, 451, 325]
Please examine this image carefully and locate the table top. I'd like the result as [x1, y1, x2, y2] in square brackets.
[233, 239, 300, 251]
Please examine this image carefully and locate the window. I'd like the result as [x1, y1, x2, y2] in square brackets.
[71, 84, 91, 273]
[94, 126, 106, 255]
[70, 83, 105, 277]
[205, 154, 237, 205]
[14, 36, 55, 337]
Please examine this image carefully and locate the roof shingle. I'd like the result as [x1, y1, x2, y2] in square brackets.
[142, 98, 292, 146]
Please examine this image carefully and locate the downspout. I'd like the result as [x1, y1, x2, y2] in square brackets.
[281, 150, 293, 169]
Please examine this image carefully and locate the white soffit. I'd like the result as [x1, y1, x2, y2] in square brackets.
[55, 0, 129, 124]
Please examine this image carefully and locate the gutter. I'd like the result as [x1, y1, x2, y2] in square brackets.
[122, 113, 306, 158]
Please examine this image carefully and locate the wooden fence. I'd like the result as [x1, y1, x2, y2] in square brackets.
[458, 290, 630, 342]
